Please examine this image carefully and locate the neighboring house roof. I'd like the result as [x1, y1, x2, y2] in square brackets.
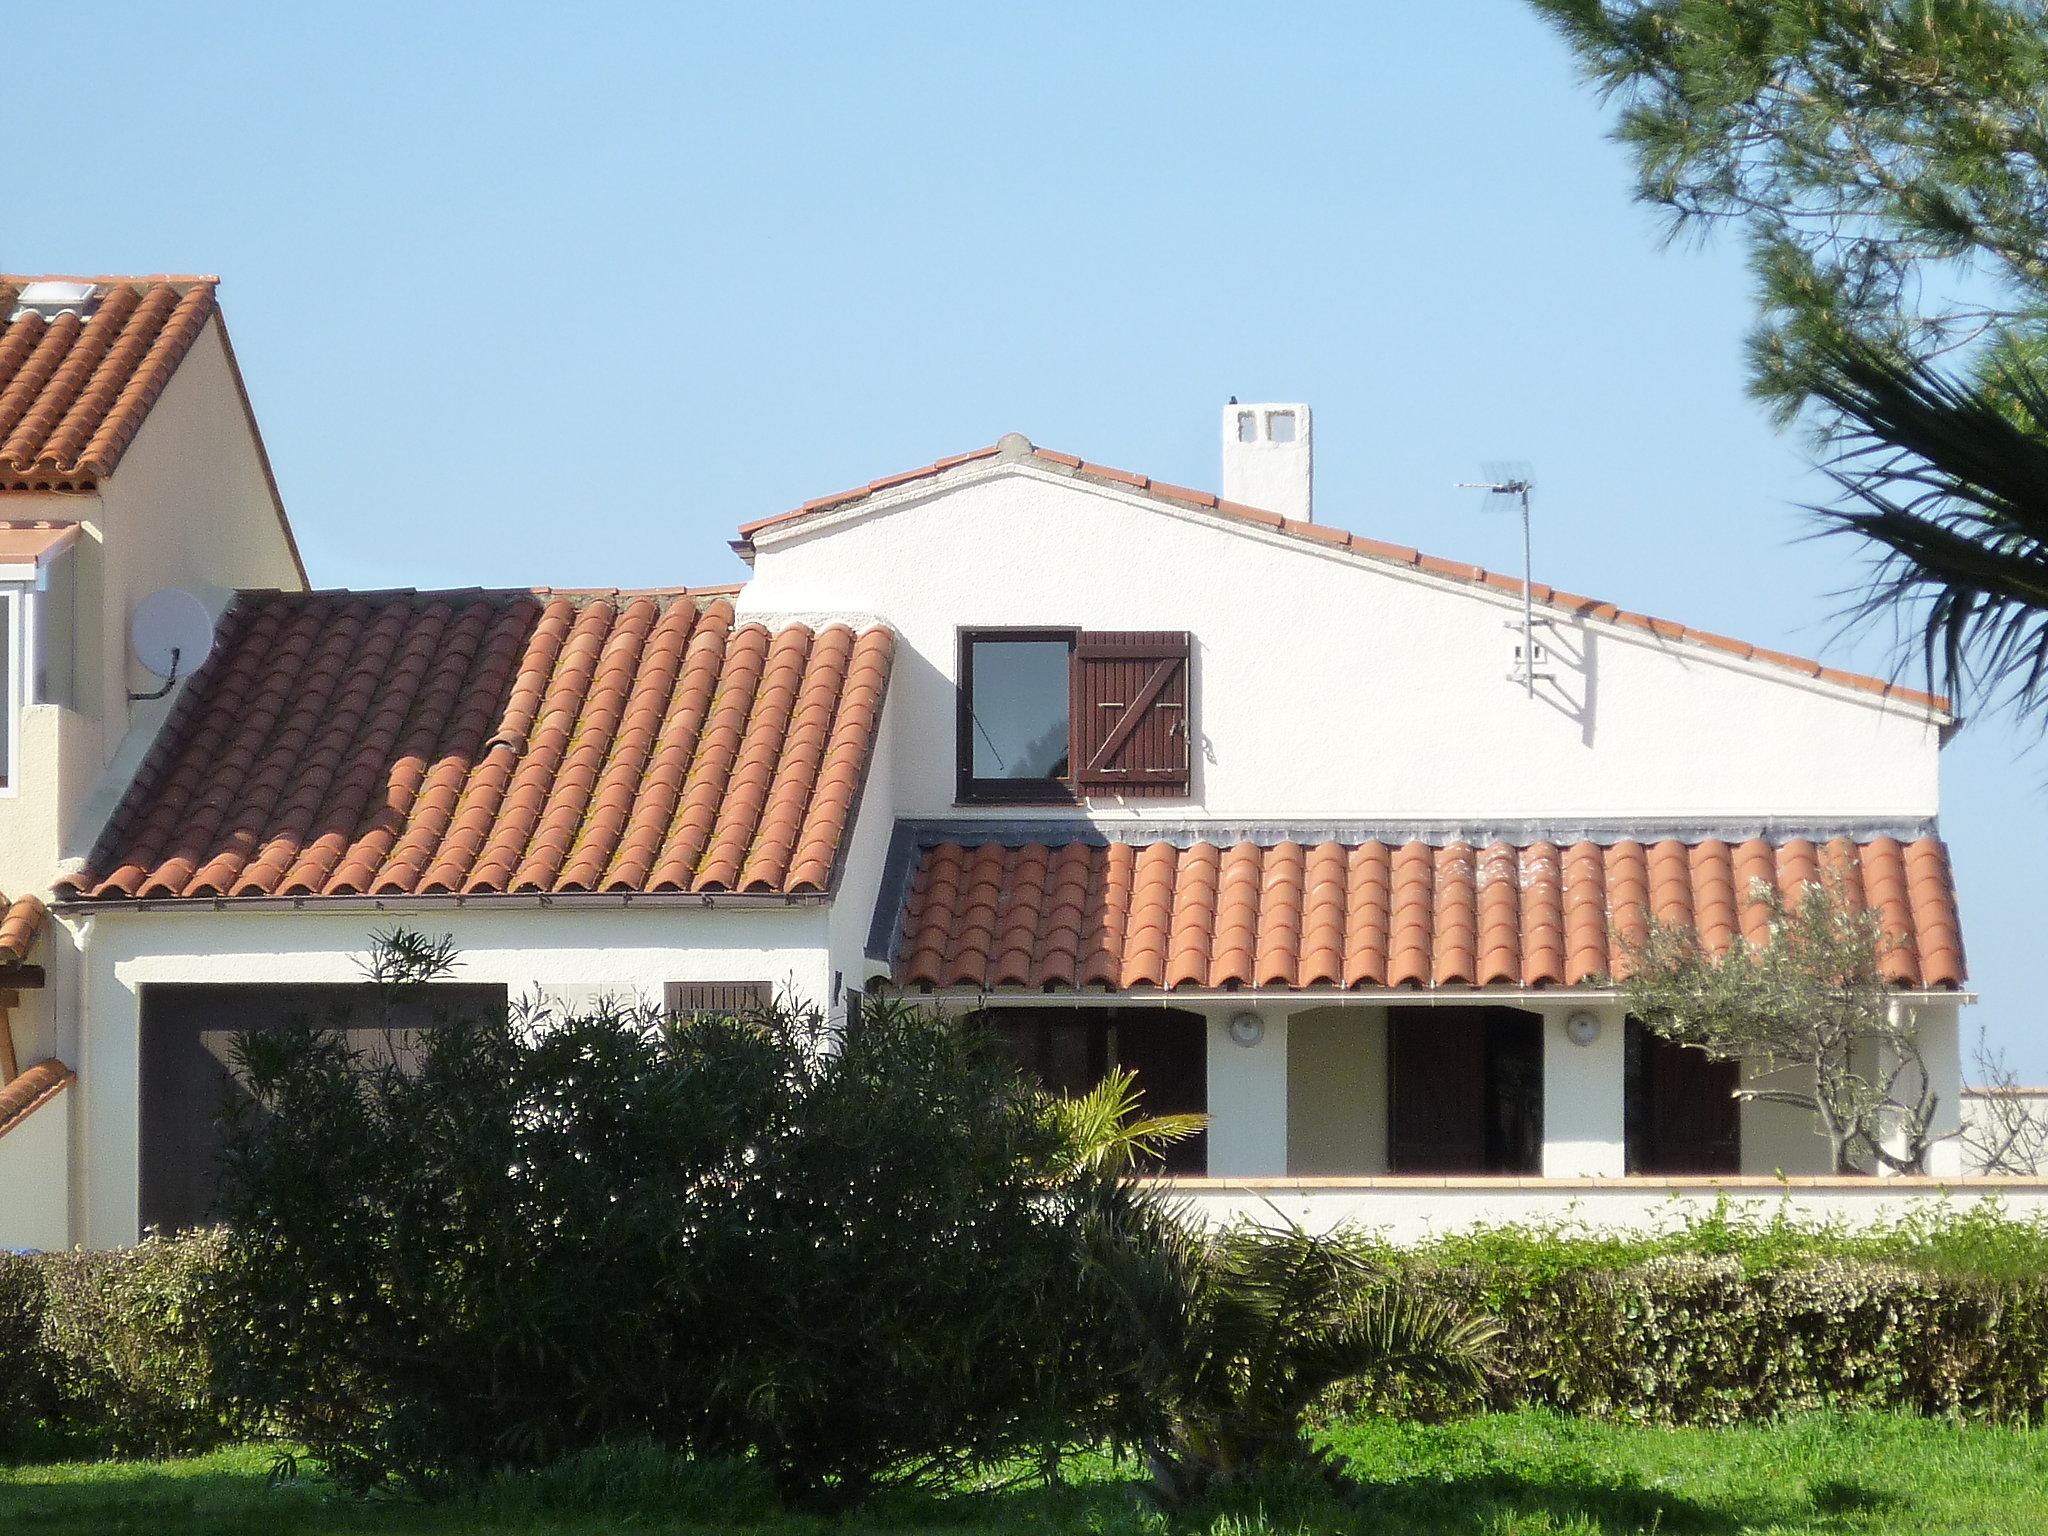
[0, 893, 45, 969]
[889, 830, 1964, 992]
[61, 588, 893, 903]
[0, 276, 218, 491]
[0, 519, 81, 579]
[736, 438, 1950, 717]
[0, 1058, 73, 1142]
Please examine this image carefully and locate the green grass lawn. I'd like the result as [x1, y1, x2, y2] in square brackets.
[4, 1411, 2046, 1535]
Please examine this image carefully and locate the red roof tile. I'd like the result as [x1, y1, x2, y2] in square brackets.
[892, 834, 1965, 992]
[736, 439, 1950, 716]
[0, 1058, 72, 1140]
[0, 893, 45, 968]
[0, 277, 219, 490]
[61, 589, 893, 902]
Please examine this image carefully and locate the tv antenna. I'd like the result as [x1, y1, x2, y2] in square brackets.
[1455, 465, 1545, 697]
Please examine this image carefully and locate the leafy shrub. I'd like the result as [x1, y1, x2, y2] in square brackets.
[1466, 1255, 2048, 1424]
[0, 1254, 49, 1453]
[0, 1231, 232, 1458]
[1314, 1206, 2048, 1426]
[211, 965, 1155, 1503]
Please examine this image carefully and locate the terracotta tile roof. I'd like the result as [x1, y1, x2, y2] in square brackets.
[62, 587, 893, 902]
[0, 893, 45, 969]
[0, 276, 219, 490]
[0, 1058, 73, 1140]
[891, 833, 1964, 992]
[736, 438, 1949, 717]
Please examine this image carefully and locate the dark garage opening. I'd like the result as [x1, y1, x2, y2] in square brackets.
[139, 981, 508, 1233]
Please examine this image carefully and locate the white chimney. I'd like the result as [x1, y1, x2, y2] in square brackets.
[1221, 402, 1312, 523]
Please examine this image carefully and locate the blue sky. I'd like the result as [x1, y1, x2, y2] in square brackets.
[10, 1, 2044, 1074]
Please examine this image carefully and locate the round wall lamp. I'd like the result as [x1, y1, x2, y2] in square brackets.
[1564, 1010, 1603, 1048]
[1227, 1010, 1265, 1048]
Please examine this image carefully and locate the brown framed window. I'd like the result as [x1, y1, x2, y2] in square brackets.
[957, 627, 1192, 804]
[958, 628, 1079, 803]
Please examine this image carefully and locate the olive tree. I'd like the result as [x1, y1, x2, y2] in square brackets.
[1620, 873, 1948, 1173]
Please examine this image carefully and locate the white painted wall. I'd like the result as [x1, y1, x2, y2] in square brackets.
[1540, 1002, 1627, 1177]
[0, 1082, 71, 1251]
[1204, 1005, 1288, 1176]
[826, 661, 899, 1013]
[738, 459, 1941, 823]
[73, 902, 831, 1247]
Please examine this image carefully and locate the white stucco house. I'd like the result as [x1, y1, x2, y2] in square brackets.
[0, 275, 2030, 1250]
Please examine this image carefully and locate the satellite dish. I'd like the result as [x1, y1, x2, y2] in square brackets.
[129, 589, 215, 699]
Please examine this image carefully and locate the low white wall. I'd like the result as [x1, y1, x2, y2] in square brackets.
[74, 902, 832, 1248]
[1150, 1176, 2048, 1242]
[0, 1083, 72, 1251]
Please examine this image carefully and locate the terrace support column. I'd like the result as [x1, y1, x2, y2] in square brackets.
[1890, 997, 1964, 1178]
[1540, 1003, 1627, 1178]
[1204, 1005, 1288, 1177]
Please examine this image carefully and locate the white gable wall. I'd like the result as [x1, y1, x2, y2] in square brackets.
[737, 463, 1938, 822]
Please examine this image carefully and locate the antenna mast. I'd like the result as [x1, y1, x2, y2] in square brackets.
[1455, 475, 1538, 697]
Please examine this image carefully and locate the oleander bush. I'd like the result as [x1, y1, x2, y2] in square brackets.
[0, 1231, 231, 1458]
[208, 976, 1166, 1503]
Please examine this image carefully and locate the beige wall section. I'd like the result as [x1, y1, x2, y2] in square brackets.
[0, 1083, 72, 1251]
[92, 316, 303, 765]
[1739, 1062, 1837, 1176]
[1285, 1006, 1389, 1175]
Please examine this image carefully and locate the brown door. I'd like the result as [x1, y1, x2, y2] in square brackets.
[1389, 1008, 1489, 1172]
[1389, 1006, 1544, 1174]
[1113, 1007, 1207, 1173]
[1625, 1019, 1741, 1173]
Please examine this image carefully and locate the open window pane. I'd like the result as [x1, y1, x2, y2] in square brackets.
[964, 635, 1070, 786]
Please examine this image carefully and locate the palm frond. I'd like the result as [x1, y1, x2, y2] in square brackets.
[1043, 1068, 1207, 1176]
[1804, 327, 2048, 715]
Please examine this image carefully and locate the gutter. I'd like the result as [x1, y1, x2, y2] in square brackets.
[886, 984, 1976, 1008]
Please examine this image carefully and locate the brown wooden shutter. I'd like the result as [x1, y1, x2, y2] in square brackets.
[1070, 631, 1191, 797]
[665, 981, 774, 1016]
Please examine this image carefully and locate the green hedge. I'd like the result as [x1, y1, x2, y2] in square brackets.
[9, 1208, 2048, 1465]
[1321, 1205, 2048, 1425]
[1457, 1254, 2048, 1423]
[0, 1231, 232, 1458]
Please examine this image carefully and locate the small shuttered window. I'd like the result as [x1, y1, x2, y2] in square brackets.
[665, 981, 774, 1017]
[957, 627, 1194, 803]
[1070, 630, 1191, 797]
